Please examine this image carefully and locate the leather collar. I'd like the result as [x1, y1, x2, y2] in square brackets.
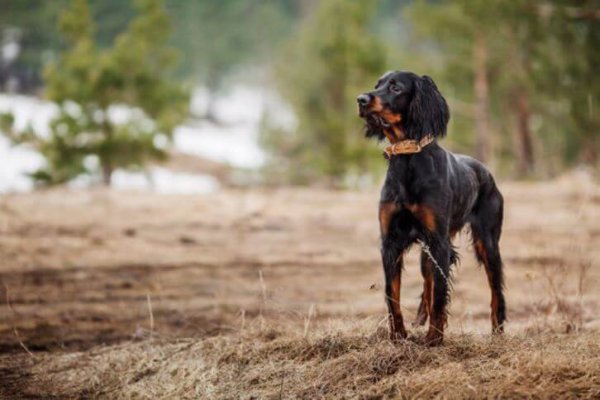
[384, 134, 435, 158]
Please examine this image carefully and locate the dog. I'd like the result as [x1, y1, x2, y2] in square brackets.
[357, 71, 505, 345]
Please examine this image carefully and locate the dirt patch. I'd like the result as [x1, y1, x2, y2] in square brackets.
[0, 177, 599, 397]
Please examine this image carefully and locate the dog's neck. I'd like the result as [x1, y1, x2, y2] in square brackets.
[381, 113, 406, 144]
[384, 133, 435, 158]
[383, 124, 405, 144]
[381, 117, 436, 156]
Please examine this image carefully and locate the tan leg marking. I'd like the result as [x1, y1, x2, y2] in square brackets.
[425, 311, 446, 346]
[390, 273, 402, 315]
[378, 202, 399, 236]
[413, 263, 433, 327]
[389, 270, 407, 340]
[415, 231, 459, 327]
[406, 204, 437, 232]
[474, 238, 500, 332]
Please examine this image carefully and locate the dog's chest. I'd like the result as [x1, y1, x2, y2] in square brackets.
[381, 157, 438, 204]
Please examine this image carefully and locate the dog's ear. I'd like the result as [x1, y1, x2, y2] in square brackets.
[405, 75, 450, 139]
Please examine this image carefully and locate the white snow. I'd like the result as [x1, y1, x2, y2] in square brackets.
[0, 86, 295, 194]
[0, 135, 45, 192]
[114, 167, 219, 194]
[175, 86, 296, 168]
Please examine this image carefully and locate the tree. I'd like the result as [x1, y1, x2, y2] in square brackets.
[0, 1, 65, 92]
[405, 0, 600, 177]
[0, 0, 137, 93]
[2, 0, 189, 186]
[260, 0, 386, 185]
[406, 1, 504, 167]
[405, 0, 531, 174]
[536, 1, 599, 168]
[166, 0, 295, 120]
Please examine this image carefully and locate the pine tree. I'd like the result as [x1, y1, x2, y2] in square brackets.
[260, 0, 386, 186]
[405, 1, 599, 176]
[3, 0, 189, 186]
[0, 0, 66, 92]
[167, 0, 294, 120]
[537, 1, 600, 168]
[405, 0, 502, 167]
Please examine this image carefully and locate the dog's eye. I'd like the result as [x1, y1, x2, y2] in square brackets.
[390, 84, 402, 94]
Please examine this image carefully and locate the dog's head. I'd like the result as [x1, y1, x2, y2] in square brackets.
[357, 71, 450, 141]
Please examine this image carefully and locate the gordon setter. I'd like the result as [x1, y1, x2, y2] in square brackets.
[357, 71, 505, 345]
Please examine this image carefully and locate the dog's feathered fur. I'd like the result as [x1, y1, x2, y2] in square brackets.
[358, 71, 506, 345]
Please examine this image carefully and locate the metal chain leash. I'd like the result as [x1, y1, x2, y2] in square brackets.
[417, 239, 449, 283]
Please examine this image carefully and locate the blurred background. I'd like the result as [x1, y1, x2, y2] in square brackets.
[0, 0, 597, 193]
[1, 3, 599, 396]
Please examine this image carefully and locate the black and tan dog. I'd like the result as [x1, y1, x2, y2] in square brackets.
[357, 71, 505, 345]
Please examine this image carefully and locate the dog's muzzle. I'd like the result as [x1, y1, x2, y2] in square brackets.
[357, 94, 371, 106]
[357, 94, 372, 117]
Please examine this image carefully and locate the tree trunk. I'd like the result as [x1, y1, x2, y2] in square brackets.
[513, 88, 535, 176]
[507, 31, 536, 177]
[580, 133, 599, 166]
[101, 119, 113, 186]
[101, 163, 113, 186]
[473, 31, 491, 163]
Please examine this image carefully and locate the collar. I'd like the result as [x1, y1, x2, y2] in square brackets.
[384, 134, 435, 158]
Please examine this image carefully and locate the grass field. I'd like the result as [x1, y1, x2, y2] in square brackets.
[1, 173, 599, 398]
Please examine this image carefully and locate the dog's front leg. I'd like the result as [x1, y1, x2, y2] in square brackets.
[382, 240, 406, 341]
[422, 238, 451, 346]
[412, 251, 433, 327]
[379, 202, 407, 341]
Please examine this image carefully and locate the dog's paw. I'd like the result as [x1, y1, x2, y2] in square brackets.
[423, 329, 444, 347]
[389, 329, 408, 343]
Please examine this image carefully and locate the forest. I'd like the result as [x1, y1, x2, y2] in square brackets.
[1, 0, 598, 186]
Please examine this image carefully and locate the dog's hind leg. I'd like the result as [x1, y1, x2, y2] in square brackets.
[470, 187, 506, 333]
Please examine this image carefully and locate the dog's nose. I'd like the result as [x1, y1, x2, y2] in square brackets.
[357, 94, 371, 106]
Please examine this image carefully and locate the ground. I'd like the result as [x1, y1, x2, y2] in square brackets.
[0, 173, 599, 399]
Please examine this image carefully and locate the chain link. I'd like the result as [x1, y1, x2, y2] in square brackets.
[417, 239, 449, 283]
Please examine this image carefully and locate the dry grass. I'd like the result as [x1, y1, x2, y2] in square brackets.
[16, 322, 600, 399]
[0, 171, 599, 398]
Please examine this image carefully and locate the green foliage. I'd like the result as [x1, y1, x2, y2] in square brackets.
[537, 1, 600, 167]
[404, 0, 600, 175]
[2, 0, 598, 184]
[0, 112, 14, 133]
[167, 0, 295, 91]
[2, 1, 296, 93]
[261, 0, 387, 186]
[3, 0, 189, 186]
[0, 0, 138, 92]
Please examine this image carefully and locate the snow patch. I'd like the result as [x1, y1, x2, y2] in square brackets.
[0, 86, 296, 193]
